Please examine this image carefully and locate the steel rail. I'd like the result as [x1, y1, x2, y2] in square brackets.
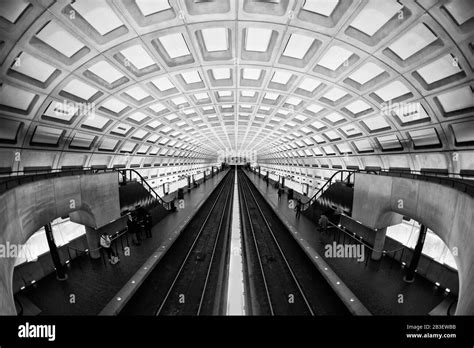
[240, 171, 315, 316]
[154, 172, 233, 315]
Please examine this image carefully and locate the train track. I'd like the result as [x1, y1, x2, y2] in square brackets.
[155, 170, 234, 315]
[238, 169, 350, 315]
[120, 170, 234, 315]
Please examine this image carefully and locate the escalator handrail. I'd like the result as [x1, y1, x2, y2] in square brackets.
[119, 168, 174, 211]
[301, 168, 474, 211]
[301, 170, 357, 211]
[375, 169, 474, 194]
[0, 168, 118, 195]
[0, 167, 174, 211]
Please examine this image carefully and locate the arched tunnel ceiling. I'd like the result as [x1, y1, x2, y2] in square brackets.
[0, 0, 473, 171]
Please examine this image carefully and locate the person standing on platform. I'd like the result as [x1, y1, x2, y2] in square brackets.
[135, 205, 148, 239]
[295, 198, 302, 219]
[277, 187, 282, 201]
[100, 232, 119, 264]
[319, 214, 329, 235]
[145, 212, 152, 238]
[127, 213, 140, 246]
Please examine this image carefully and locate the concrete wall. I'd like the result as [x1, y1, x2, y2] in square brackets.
[0, 172, 121, 315]
[352, 173, 474, 315]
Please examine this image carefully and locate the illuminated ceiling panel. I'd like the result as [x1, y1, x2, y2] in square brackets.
[0, 84, 35, 110]
[348, 62, 385, 84]
[298, 78, 321, 92]
[10, 52, 56, 83]
[443, 0, 474, 26]
[283, 33, 314, 59]
[120, 45, 155, 70]
[350, 0, 403, 36]
[71, 0, 124, 35]
[388, 23, 438, 60]
[135, 0, 171, 16]
[345, 100, 371, 114]
[82, 114, 109, 130]
[374, 81, 411, 101]
[416, 54, 463, 84]
[88, 61, 124, 84]
[303, 0, 339, 16]
[0, 0, 30, 23]
[243, 68, 262, 80]
[102, 98, 127, 113]
[436, 86, 474, 113]
[317, 46, 353, 71]
[158, 33, 190, 58]
[125, 86, 150, 101]
[202, 28, 228, 52]
[363, 115, 390, 131]
[245, 27, 272, 52]
[181, 71, 202, 84]
[36, 21, 85, 58]
[271, 71, 292, 84]
[43, 101, 76, 122]
[212, 68, 230, 80]
[62, 79, 98, 100]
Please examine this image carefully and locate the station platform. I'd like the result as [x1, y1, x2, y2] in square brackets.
[17, 170, 229, 315]
[245, 170, 456, 315]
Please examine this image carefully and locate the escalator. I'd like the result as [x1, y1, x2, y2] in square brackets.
[118, 169, 175, 224]
[301, 168, 474, 225]
[301, 170, 355, 224]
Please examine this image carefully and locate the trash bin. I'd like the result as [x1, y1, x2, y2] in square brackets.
[177, 188, 184, 199]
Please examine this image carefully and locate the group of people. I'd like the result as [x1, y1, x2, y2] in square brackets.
[127, 205, 153, 246]
[100, 205, 153, 265]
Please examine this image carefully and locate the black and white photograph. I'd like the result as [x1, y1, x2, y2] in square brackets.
[0, 0, 473, 346]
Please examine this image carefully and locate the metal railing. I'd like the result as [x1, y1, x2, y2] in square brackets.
[375, 169, 474, 197]
[301, 170, 356, 211]
[300, 168, 474, 211]
[120, 168, 174, 211]
[0, 167, 174, 211]
[0, 167, 116, 194]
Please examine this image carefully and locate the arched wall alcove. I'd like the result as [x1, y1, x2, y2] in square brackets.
[352, 173, 474, 315]
[0, 172, 121, 314]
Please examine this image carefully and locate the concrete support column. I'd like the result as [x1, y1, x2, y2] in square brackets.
[404, 224, 427, 283]
[371, 227, 387, 261]
[44, 223, 67, 280]
[85, 226, 101, 259]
